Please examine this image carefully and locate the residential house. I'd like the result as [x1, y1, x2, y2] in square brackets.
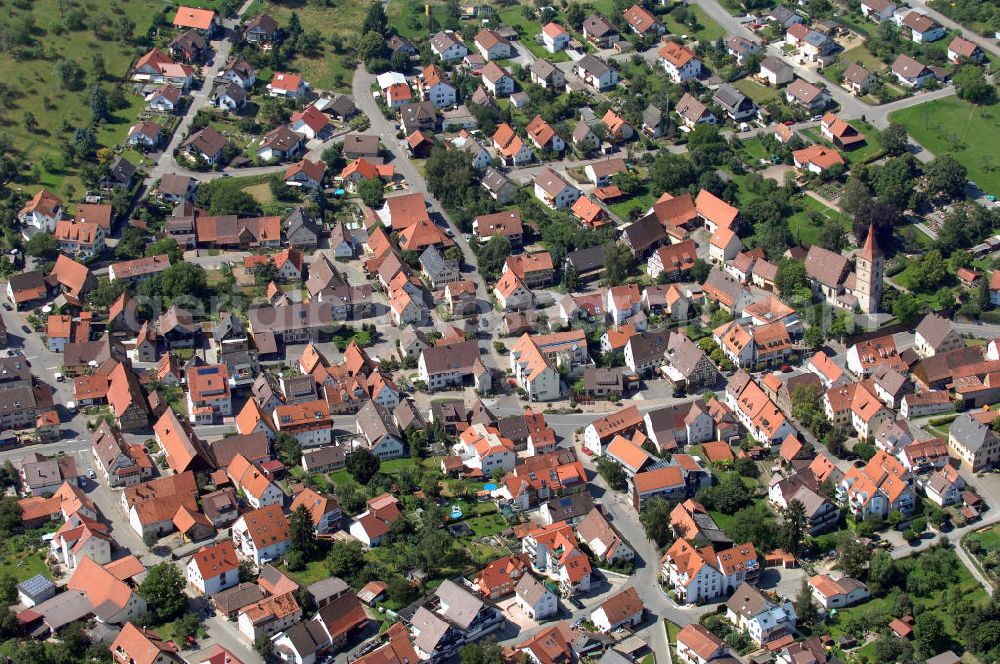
[659, 41, 701, 83]
[583, 14, 620, 47]
[808, 575, 871, 610]
[542, 23, 570, 53]
[724, 583, 796, 646]
[575, 55, 619, 92]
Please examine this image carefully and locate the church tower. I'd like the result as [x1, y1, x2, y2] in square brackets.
[854, 224, 883, 314]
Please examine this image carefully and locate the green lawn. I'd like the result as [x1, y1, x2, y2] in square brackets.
[388, 0, 454, 41]
[661, 5, 725, 43]
[891, 96, 1000, 197]
[0, 0, 162, 198]
[498, 7, 543, 41]
[732, 78, 780, 105]
[788, 196, 851, 246]
[464, 513, 509, 537]
[0, 550, 49, 583]
[610, 189, 655, 220]
[285, 559, 331, 587]
[968, 524, 1000, 552]
[841, 45, 888, 73]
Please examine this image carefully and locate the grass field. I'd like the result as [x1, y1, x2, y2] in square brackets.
[258, 0, 363, 90]
[388, 0, 453, 41]
[788, 196, 851, 245]
[0, 549, 49, 583]
[0, 0, 162, 197]
[610, 189, 656, 221]
[841, 45, 887, 72]
[661, 5, 725, 43]
[827, 548, 987, 644]
[891, 96, 1000, 197]
[732, 78, 780, 105]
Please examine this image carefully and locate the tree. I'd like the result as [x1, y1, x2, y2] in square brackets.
[804, 326, 825, 351]
[357, 176, 385, 208]
[562, 262, 578, 291]
[602, 242, 633, 286]
[326, 539, 365, 580]
[254, 635, 275, 660]
[565, 2, 585, 30]
[115, 226, 148, 260]
[795, 578, 818, 626]
[816, 221, 846, 252]
[289, 504, 319, 560]
[148, 237, 184, 263]
[476, 235, 511, 282]
[871, 155, 915, 210]
[925, 155, 968, 200]
[199, 183, 261, 217]
[425, 147, 477, 210]
[734, 457, 759, 478]
[0, 576, 15, 603]
[596, 457, 627, 491]
[873, 636, 913, 662]
[24, 232, 60, 260]
[321, 142, 346, 173]
[839, 176, 872, 217]
[699, 473, 753, 514]
[892, 292, 921, 324]
[880, 123, 909, 156]
[853, 198, 899, 249]
[836, 535, 869, 579]
[691, 258, 711, 283]
[274, 432, 302, 468]
[90, 85, 108, 124]
[460, 641, 504, 664]
[357, 30, 387, 63]
[954, 64, 996, 105]
[775, 259, 808, 301]
[139, 562, 187, 623]
[867, 549, 895, 595]
[362, 1, 388, 35]
[779, 499, 807, 555]
[346, 447, 380, 484]
[22, 112, 37, 133]
[639, 498, 675, 546]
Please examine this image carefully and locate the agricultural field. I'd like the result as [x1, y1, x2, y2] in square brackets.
[0, 0, 163, 198]
[891, 96, 1000, 198]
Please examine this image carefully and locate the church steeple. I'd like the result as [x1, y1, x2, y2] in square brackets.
[854, 224, 883, 315]
[859, 224, 881, 261]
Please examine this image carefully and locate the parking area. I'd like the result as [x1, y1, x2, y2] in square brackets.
[756, 565, 807, 598]
[496, 596, 541, 631]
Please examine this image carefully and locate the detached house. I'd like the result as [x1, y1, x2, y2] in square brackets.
[725, 583, 796, 646]
[575, 55, 619, 92]
[892, 54, 935, 87]
[623, 4, 663, 35]
[948, 36, 985, 64]
[583, 14, 620, 47]
[430, 31, 469, 61]
[542, 23, 570, 53]
[534, 169, 580, 210]
[526, 115, 565, 153]
[659, 41, 702, 83]
[475, 29, 512, 60]
[899, 11, 945, 43]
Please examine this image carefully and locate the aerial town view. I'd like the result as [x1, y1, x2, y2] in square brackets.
[2, 0, 1000, 662]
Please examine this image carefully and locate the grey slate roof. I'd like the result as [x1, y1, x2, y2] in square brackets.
[951, 413, 997, 454]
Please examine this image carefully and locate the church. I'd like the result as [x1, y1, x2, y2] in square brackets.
[802, 225, 883, 315]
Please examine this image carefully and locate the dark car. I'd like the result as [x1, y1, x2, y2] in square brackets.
[20, 325, 30, 333]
